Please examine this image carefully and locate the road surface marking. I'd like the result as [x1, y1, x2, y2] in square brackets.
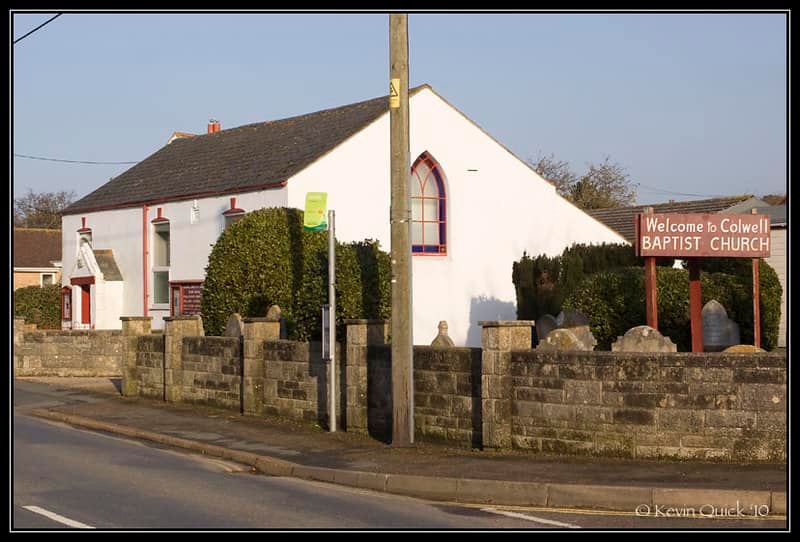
[481, 507, 581, 528]
[22, 506, 95, 529]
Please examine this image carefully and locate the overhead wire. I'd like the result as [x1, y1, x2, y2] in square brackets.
[14, 153, 138, 165]
[13, 14, 62, 45]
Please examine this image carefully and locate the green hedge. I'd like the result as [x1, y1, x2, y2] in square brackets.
[513, 243, 674, 321]
[562, 260, 782, 351]
[201, 207, 391, 339]
[14, 284, 61, 329]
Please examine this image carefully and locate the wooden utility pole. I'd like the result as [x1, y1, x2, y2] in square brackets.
[389, 13, 414, 446]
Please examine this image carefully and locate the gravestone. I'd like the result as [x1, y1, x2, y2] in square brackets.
[565, 325, 597, 352]
[559, 309, 590, 328]
[535, 314, 558, 343]
[702, 300, 740, 352]
[553, 309, 595, 350]
[266, 305, 282, 321]
[224, 313, 244, 337]
[430, 321, 455, 347]
[536, 328, 593, 351]
[266, 304, 287, 339]
[723, 344, 766, 353]
[611, 325, 677, 353]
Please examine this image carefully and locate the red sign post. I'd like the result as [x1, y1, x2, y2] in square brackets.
[636, 211, 770, 352]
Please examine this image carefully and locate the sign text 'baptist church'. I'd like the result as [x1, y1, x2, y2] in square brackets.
[636, 213, 771, 258]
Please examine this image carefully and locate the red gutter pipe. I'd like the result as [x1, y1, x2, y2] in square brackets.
[143, 204, 149, 317]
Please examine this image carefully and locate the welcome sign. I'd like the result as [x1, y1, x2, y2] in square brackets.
[636, 213, 771, 258]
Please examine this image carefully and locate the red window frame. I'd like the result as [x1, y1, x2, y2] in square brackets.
[169, 280, 203, 317]
[61, 287, 72, 321]
[411, 152, 447, 256]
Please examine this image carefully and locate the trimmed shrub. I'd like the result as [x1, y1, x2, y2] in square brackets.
[14, 284, 61, 329]
[513, 242, 674, 321]
[563, 262, 782, 351]
[201, 207, 390, 339]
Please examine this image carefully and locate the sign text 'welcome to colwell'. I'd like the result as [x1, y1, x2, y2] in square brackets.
[636, 213, 771, 258]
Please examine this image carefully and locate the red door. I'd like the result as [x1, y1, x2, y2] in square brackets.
[81, 285, 91, 324]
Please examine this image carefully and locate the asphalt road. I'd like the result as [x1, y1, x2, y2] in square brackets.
[12, 380, 788, 531]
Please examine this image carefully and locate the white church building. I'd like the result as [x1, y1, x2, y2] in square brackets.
[60, 84, 626, 346]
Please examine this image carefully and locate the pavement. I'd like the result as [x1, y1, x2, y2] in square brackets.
[15, 377, 787, 517]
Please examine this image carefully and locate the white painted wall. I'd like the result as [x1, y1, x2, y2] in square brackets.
[63, 89, 626, 342]
[766, 227, 786, 347]
[63, 187, 288, 329]
[63, 209, 142, 324]
[288, 88, 627, 346]
[95, 281, 125, 329]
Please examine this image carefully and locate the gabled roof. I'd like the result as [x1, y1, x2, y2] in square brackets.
[65, 85, 431, 215]
[13, 228, 62, 268]
[586, 195, 758, 243]
[93, 249, 123, 281]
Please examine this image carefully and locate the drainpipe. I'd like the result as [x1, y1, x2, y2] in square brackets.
[143, 205, 149, 316]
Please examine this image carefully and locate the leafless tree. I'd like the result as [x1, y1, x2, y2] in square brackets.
[13, 189, 76, 229]
[530, 153, 636, 209]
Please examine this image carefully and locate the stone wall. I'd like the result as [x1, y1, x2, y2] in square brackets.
[134, 335, 165, 399]
[262, 340, 342, 428]
[25, 315, 783, 463]
[346, 323, 481, 447]
[414, 346, 482, 447]
[181, 336, 241, 411]
[14, 318, 124, 377]
[509, 350, 786, 461]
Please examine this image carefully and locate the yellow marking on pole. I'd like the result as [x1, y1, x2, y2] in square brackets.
[389, 78, 400, 108]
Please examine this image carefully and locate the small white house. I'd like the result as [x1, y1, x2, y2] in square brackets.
[61, 85, 625, 345]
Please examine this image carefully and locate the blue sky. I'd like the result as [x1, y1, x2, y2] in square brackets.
[12, 11, 788, 205]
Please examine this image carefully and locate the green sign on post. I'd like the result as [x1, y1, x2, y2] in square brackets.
[303, 192, 328, 231]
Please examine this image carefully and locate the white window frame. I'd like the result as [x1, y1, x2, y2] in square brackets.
[151, 222, 171, 309]
[40, 273, 56, 287]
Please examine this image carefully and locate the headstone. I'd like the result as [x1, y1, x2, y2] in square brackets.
[566, 325, 597, 352]
[726, 320, 741, 346]
[723, 344, 766, 353]
[536, 328, 594, 351]
[702, 300, 740, 352]
[611, 325, 677, 353]
[535, 314, 558, 343]
[224, 313, 244, 337]
[559, 309, 590, 328]
[266, 305, 282, 321]
[266, 304, 287, 339]
[430, 321, 455, 347]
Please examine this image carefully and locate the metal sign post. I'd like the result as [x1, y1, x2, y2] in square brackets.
[328, 209, 336, 433]
[304, 193, 336, 432]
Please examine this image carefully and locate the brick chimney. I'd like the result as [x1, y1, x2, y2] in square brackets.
[207, 119, 220, 134]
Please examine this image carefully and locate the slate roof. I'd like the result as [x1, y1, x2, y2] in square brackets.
[93, 249, 123, 281]
[65, 85, 430, 214]
[586, 196, 756, 243]
[760, 205, 787, 227]
[13, 228, 62, 268]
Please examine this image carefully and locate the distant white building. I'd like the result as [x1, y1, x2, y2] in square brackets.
[61, 85, 625, 345]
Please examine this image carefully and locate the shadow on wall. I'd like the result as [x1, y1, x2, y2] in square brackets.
[465, 296, 518, 347]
